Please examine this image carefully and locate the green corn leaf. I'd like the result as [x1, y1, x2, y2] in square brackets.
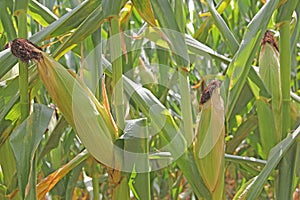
[29, 0, 101, 42]
[28, 0, 58, 27]
[0, 75, 19, 123]
[226, 0, 279, 118]
[194, 86, 225, 199]
[0, 0, 17, 41]
[38, 117, 69, 161]
[0, 139, 19, 199]
[151, 0, 189, 67]
[9, 104, 53, 199]
[276, 0, 298, 23]
[233, 177, 257, 200]
[205, 0, 239, 53]
[0, 49, 17, 80]
[52, 4, 104, 59]
[53, 0, 127, 59]
[226, 115, 258, 154]
[123, 77, 187, 157]
[132, 0, 157, 27]
[123, 118, 150, 200]
[240, 124, 300, 199]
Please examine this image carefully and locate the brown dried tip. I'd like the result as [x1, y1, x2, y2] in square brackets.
[5, 38, 42, 63]
[200, 80, 220, 104]
[261, 30, 279, 52]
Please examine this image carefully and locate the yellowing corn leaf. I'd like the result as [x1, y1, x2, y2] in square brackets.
[37, 150, 89, 199]
[194, 84, 225, 199]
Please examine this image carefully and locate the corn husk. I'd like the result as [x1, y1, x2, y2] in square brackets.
[194, 85, 225, 200]
[259, 31, 281, 133]
[35, 52, 120, 168]
[258, 31, 281, 151]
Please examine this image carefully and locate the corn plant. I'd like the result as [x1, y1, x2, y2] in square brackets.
[0, 0, 300, 199]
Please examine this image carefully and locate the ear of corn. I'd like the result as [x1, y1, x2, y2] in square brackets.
[258, 31, 281, 153]
[194, 84, 225, 200]
[34, 51, 120, 168]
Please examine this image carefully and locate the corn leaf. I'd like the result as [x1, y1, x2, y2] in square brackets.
[9, 104, 53, 199]
[0, 49, 17, 79]
[123, 118, 150, 200]
[30, 0, 101, 42]
[205, 0, 239, 53]
[37, 150, 89, 199]
[53, 0, 126, 59]
[0, 140, 19, 199]
[226, 0, 279, 118]
[28, 0, 58, 27]
[132, 0, 157, 27]
[0, 0, 17, 41]
[151, 0, 189, 67]
[241, 124, 300, 199]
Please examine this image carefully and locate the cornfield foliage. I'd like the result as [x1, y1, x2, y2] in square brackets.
[0, 0, 300, 199]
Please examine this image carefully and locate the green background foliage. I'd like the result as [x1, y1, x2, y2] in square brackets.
[0, 0, 300, 199]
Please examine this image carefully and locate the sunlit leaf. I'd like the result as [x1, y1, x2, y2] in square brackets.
[226, 0, 279, 118]
[132, 0, 157, 27]
[240, 125, 300, 199]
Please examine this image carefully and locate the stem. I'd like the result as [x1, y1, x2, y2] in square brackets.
[111, 177, 130, 200]
[275, 1, 297, 198]
[110, 17, 125, 133]
[280, 23, 291, 138]
[277, 22, 293, 200]
[178, 68, 193, 145]
[91, 160, 100, 200]
[16, 2, 29, 121]
[19, 61, 29, 121]
[92, 28, 103, 100]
